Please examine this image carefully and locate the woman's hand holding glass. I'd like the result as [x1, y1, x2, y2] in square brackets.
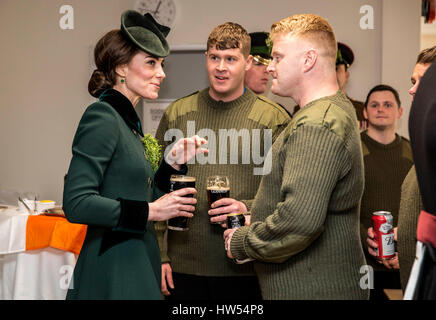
[148, 187, 197, 221]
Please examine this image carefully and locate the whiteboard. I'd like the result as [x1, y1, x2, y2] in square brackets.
[141, 48, 209, 136]
[142, 99, 174, 136]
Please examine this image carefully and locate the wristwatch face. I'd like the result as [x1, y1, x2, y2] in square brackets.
[134, 0, 176, 27]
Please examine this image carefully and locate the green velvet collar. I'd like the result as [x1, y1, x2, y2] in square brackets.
[99, 89, 144, 137]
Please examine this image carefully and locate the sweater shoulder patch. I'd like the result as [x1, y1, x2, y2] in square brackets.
[401, 138, 413, 163]
[165, 91, 199, 122]
[248, 95, 291, 127]
[321, 103, 355, 138]
[361, 139, 370, 157]
[288, 101, 353, 139]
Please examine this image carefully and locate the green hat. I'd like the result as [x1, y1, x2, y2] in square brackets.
[336, 42, 354, 69]
[249, 32, 272, 65]
[121, 10, 170, 57]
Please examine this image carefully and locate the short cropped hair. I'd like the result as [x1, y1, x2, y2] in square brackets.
[207, 22, 251, 58]
[364, 84, 401, 109]
[269, 14, 337, 64]
[416, 45, 436, 64]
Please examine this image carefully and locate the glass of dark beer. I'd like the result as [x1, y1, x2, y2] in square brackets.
[168, 175, 196, 231]
[206, 175, 230, 224]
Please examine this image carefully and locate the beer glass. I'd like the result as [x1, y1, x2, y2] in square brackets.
[168, 175, 196, 231]
[206, 175, 230, 224]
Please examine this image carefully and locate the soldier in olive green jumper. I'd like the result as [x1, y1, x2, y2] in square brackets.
[224, 14, 368, 300]
[156, 22, 290, 301]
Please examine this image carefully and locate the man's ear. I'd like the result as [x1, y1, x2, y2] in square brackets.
[363, 107, 368, 120]
[398, 106, 404, 119]
[245, 55, 253, 71]
[302, 49, 317, 73]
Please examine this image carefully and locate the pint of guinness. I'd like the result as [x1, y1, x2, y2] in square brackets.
[206, 175, 230, 224]
[168, 175, 196, 231]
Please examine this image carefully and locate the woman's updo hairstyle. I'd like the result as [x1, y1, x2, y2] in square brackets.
[88, 30, 138, 98]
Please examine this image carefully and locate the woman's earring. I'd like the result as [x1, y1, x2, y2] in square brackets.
[121, 78, 125, 84]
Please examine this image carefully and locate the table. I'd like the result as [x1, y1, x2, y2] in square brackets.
[383, 288, 404, 300]
[0, 206, 87, 300]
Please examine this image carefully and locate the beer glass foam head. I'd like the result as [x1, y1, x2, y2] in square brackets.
[206, 175, 230, 224]
[207, 175, 229, 187]
[170, 175, 196, 183]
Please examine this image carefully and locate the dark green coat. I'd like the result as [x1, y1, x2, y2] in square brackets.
[63, 89, 167, 299]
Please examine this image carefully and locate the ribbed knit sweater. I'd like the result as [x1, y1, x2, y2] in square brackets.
[155, 88, 290, 277]
[359, 132, 413, 272]
[397, 166, 422, 290]
[230, 91, 368, 299]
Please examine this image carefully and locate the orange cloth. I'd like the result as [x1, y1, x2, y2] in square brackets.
[26, 215, 87, 255]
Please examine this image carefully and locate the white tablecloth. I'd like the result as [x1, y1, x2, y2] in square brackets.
[0, 206, 77, 300]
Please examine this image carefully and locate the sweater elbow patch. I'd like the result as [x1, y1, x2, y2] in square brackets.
[246, 229, 322, 263]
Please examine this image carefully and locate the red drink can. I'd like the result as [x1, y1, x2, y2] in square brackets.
[372, 211, 395, 260]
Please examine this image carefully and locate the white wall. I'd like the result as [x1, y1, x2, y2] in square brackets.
[0, 0, 421, 204]
[381, 0, 421, 137]
[421, 16, 436, 49]
[422, 34, 436, 49]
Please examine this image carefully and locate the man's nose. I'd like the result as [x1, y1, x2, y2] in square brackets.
[262, 65, 269, 74]
[217, 59, 226, 71]
[409, 83, 418, 99]
[267, 62, 274, 73]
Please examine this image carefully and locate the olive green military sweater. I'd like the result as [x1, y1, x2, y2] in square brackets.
[230, 92, 368, 300]
[155, 88, 290, 277]
[359, 132, 413, 271]
[397, 166, 423, 291]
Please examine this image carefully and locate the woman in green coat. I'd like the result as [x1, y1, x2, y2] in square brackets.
[63, 11, 206, 300]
